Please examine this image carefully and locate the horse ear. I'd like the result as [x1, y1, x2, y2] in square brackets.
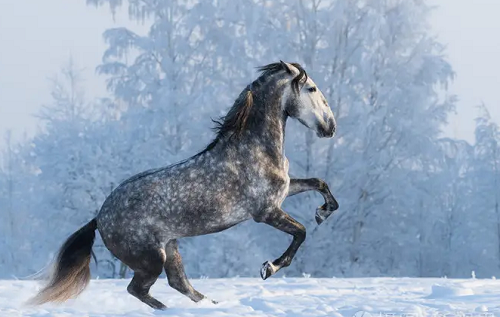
[280, 60, 292, 74]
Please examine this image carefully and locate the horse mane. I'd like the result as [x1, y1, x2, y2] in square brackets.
[200, 61, 308, 154]
[211, 89, 254, 139]
[214, 62, 307, 137]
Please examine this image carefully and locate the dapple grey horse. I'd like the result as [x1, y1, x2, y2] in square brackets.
[30, 61, 338, 310]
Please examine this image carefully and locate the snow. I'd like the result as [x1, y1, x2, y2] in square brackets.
[427, 284, 475, 298]
[2, 278, 500, 316]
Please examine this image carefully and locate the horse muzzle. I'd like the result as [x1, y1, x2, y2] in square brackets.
[316, 117, 336, 138]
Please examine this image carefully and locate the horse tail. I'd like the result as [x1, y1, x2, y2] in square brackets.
[28, 218, 97, 305]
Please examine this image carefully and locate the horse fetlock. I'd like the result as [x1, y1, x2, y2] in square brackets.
[169, 282, 189, 295]
[127, 286, 166, 310]
[279, 255, 293, 268]
[319, 201, 338, 212]
[127, 283, 147, 297]
[190, 291, 206, 303]
[328, 198, 340, 211]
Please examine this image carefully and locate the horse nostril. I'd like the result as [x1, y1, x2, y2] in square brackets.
[329, 118, 336, 136]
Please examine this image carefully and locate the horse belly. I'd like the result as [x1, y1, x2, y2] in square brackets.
[174, 201, 253, 237]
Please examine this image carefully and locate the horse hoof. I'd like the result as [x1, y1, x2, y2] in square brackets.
[315, 202, 338, 225]
[315, 213, 324, 225]
[260, 261, 276, 280]
[200, 297, 218, 305]
[152, 304, 168, 311]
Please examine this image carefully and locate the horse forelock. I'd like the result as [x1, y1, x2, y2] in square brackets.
[289, 63, 308, 94]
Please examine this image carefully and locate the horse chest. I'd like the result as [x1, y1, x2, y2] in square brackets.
[277, 159, 290, 204]
[244, 157, 289, 206]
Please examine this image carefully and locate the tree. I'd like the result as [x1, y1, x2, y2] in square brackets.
[0, 131, 16, 272]
[467, 104, 500, 277]
[5, 0, 497, 279]
[299, 0, 456, 277]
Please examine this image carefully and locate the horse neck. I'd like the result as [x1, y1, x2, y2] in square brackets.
[239, 89, 288, 164]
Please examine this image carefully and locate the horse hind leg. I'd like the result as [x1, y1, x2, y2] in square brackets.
[164, 239, 213, 303]
[126, 248, 167, 310]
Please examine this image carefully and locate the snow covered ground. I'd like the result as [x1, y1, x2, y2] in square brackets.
[1, 277, 499, 316]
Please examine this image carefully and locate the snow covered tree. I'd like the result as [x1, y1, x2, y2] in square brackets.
[0, 60, 123, 277]
[298, 0, 456, 277]
[0, 131, 16, 274]
[465, 104, 500, 277]
[0, 130, 44, 277]
[83, 0, 461, 278]
[4, 0, 500, 280]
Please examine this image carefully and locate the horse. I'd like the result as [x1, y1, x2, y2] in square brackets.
[29, 61, 339, 310]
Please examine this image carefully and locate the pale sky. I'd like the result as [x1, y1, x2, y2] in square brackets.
[0, 0, 499, 148]
[429, 0, 500, 141]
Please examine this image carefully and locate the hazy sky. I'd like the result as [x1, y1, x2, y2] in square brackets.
[0, 0, 499, 148]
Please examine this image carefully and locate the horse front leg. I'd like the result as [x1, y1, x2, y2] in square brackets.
[254, 208, 306, 280]
[287, 178, 339, 225]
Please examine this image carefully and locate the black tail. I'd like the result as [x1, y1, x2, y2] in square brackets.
[28, 218, 97, 305]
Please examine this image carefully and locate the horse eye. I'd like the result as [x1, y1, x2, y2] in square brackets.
[307, 87, 317, 93]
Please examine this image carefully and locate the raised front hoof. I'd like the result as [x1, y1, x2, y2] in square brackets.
[315, 213, 325, 225]
[260, 261, 277, 280]
[315, 202, 338, 225]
